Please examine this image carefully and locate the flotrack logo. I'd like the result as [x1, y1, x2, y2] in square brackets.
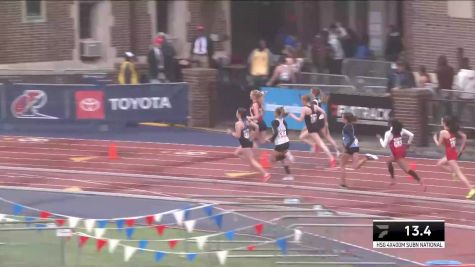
[109, 97, 172, 111]
[332, 104, 392, 126]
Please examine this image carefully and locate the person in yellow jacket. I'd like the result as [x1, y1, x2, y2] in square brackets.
[118, 52, 139, 84]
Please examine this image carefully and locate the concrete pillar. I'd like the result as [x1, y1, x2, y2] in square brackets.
[319, 1, 335, 29]
[367, 0, 386, 57]
[348, 0, 357, 30]
[182, 68, 218, 127]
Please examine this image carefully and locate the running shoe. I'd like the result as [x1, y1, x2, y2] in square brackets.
[282, 176, 294, 181]
[365, 154, 379, 160]
[286, 151, 295, 163]
[466, 189, 475, 199]
[262, 173, 271, 183]
[339, 183, 348, 189]
[329, 158, 337, 168]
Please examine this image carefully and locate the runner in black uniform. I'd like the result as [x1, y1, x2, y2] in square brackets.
[289, 95, 336, 167]
[268, 107, 294, 181]
[227, 107, 270, 182]
[248, 90, 268, 148]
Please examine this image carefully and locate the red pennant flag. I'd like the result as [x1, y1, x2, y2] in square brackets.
[96, 239, 107, 252]
[145, 215, 154, 226]
[168, 240, 178, 249]
[255, 224, 264, 235]
[39, 211, 52, 219]
[55, 218, 65, 226]
[125, 218, 135, 227]
[156, 225, 167, 236]
[247, 245, 256, 251]
[79, 236, 89, 247]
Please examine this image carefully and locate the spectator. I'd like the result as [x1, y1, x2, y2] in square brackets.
[455, 57, 475, 124]
[328, 24, 345, 74]
[387, 60, 416, 92]
[337, 22, 356, 58]
[266, 56, 296, 86]
[118, 52, 138, 85]
[248, 39, 273, 88]
[384, 25, 403, 62]
[190, 25, 214, 68]
[147, 37, 166, 83]
[436, 55, 455, 117]
[417, 65, 432, 88]
[354, 34, 371, 60]
[157, 32, 177, 82]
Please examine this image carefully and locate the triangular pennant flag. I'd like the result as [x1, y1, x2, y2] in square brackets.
[156, 225, 167, 236]
[168, 240, 178, 249]
[214, 214, 224, 229]
[39, 211, 52, 219]
[255, 224, 264, 235]
[173, 210, 185, 226]
[204, 205, 214, 217]
[35, 223, 47, 231]
[0, 214, 5, 222]
[12, 204, 23, 215]
[216, 250, 229, 265]
[154, 213, 163, 223]
[184, 220, 196, 233]
[124, 246, 137, 262]
[97, 220, 108, 229]
[84, 219, 96, 233]
[116, 219, 125, 231]
[68, 217, 81, 228]
[276, 238, 288, 254]
[94, 228, 107, 239]
[78, 235, 89, 247]
[96, 239, 107, 252]
[187, 253, 197, 262]
[108, 239, 120, 254]
[145, 215, 154, 226]
[247, 245, 256, 251]
[155, 251, 166, 262]
[138, 240, 148, 250]
[55, 218, 65, 226]
[125, 227, 135, 240]
[125, 218, 135, 227]
[294, 229, 303, 242]
[224, 230, 235, 240]
[195, 235, 208, 250]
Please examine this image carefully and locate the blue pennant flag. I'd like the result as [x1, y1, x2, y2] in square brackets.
[35, 223, 47, 232]
[277, 238, 288, 254]
[138, 240, 148, 250]
[187, 253, 197, 262]
[203, 205, 214, 217]
[155, 251, 166, 262]
[12, 204, 23, 215]
[125, 227, 135, 239]
[24, 216, 34, 227]
[97, 220, 108, 229]
[224, 230, 235, 240]
[214, 214, 224, 229]
[116, 219, 125, 232]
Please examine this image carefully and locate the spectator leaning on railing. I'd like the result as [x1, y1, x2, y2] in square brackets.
[118, 52, 138, 85]
[455, 57, 475, 124]
[248, 39, 273, 88]
[387, 60, 415, 92]
[266, 56, 296, 86]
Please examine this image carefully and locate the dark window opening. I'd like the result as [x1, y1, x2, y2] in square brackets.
[79, 2, 95, 39]
[156, 0, 169, 34]
[25, 0, 43, 18]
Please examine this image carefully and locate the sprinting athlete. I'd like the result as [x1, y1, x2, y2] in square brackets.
[340, 112, 378, 188]
[377, 118, 425, 189]
[433, 116, 475, 199]
[268, 107, 294, 181]
[248, 90, 267, 147]
[227, 107, 271, 182]
[289, 95, 336, 167]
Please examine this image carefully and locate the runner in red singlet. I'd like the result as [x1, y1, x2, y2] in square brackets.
[248, 90, 268, 147]
[433, 116, 475, 199]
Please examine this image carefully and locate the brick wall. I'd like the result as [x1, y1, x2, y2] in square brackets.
[130, 0, 152, 56]
[403, 0, 475, 70]
[0, 1, 75, 64]
[110, 1, 131, 57]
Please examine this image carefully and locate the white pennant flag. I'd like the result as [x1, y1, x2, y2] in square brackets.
[68, 217, 81, 228]
[94, 228, 107, 239]
[0, 214, 5, 222]
[184, 220, 196, 233]
[154, 213, 163, 223]
[124, 246, 137, 262]
[84, 219, 96, 233]
[108, 239, 120, 254]
[173, 210, 185, 226]
[294, 229, 303, 242]
[216, 250, 229, 265]
[195, 235, 208, 250]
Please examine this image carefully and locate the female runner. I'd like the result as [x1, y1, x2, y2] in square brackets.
[433, 116, 475, 199]
[377, 118, 425, 189]
[247, 90, 268, 147]
[340, 112, 378, 188]
[227, 108, 271, 182]
[289, 95, 336, 167]
[268, 107, 294, 181]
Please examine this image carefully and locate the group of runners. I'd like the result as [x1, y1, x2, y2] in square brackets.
[226, 89, 475, 200]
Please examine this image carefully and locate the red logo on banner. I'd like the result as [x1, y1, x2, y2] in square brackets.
[75, 91, 104, 120]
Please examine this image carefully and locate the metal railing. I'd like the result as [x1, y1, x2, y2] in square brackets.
[428, 89, 475, 130]
[342, 58, 392, 78]
[296, 72, 352, 86]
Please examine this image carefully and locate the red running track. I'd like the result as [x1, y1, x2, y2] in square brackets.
[0, 135, 474, 264]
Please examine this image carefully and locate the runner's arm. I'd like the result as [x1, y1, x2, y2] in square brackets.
[229, 122, 243, 138]
[247, 103, 261, 121]
[289, 107, 306, 122]
[458, 130, 467, 157]
[269, 120, 279, 143]
[401, 128, 415, 145]
[379, 131, 392, 148]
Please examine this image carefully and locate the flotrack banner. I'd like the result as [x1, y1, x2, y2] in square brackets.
[104, 83, 189, 123]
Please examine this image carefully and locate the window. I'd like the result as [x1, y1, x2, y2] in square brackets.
[448, 0, 473, 19]
[79, 2, 96, 39]
[23, 0, 46, 22]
